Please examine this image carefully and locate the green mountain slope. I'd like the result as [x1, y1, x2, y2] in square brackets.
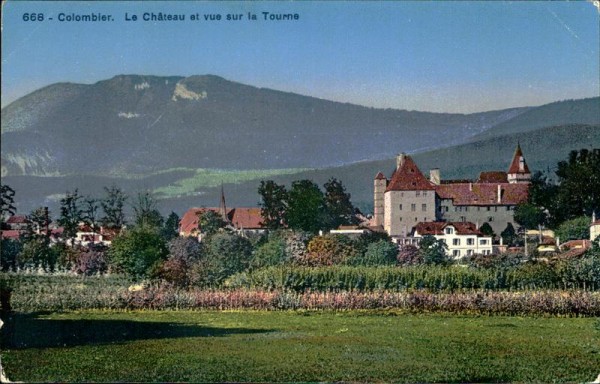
[470, 97, 600, 141]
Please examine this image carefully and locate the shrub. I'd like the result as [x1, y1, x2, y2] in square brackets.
[300, 235, 357, 266]
[351, 239, 398, 266]
[0, 238, 22, 272]
[74, 250, 108, 276]
[203, 232, 253, 285]
[108, 227, 168, 278]
[252, 237, 288, 269]
[158, 237, 203, 286]
[397, 245, 422, 266]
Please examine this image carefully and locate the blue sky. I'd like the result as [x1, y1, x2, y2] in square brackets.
[2, 1, 598, 113]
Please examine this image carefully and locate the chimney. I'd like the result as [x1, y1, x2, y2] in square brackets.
[469, 182, 473, 191]
[497, 185, 502, 203]
[396, 153, 406, 170]
[430, 168, 440, 185]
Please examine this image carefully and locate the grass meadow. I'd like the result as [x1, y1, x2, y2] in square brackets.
[2, 310, 599, 382]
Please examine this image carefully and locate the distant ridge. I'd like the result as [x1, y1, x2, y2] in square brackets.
[2, 74, 527, 177]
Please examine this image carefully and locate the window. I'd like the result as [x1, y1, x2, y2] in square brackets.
[494, 207, 498, 212]
[411, 204, 416, 211]
[399, 217, 402, 222]
[399, 204, 403, 211]
[422, 204, 427, 212]
[487, 206, 491, 211]
[480, 239, 488, 245]
[453, 250, 460, 257]
[465, 207, 469, 212]
[488, 217, 494, 222]
[423, 191, 427, 196]
[477, 207, 481, 212]
[445, 227, 454, 235]
[453, 238, 460, 246]
[466, 250, 473, 256]
[506, 206, 511, 211]
[416, 191, 420, 197]
[467, 238, 474, 246]
[460, 216, 466, 222]
[414, 217, 418, 222]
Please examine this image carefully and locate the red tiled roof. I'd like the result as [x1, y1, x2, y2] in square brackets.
[0, 230, 21, 240]
[179, 207, 231, 236]
[441, 179, 472, 184]
[478, 171, 508, 183]
[508, 144, 530, 174]
[230, 207, 263, 229]
[374, 172, 386, 180]
[436, 182, 528, 206]
[386, 155, 435, 192]
[561, 239, 591, 249]
[414, 221, 483, 236]
[6, 215, 28, 224]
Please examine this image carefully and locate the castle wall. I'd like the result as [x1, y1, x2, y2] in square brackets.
[385, 190, 436, 237]
[439, 199, 518, 236]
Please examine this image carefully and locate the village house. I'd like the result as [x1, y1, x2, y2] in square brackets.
[373, 144, 530, 239]
[411, 221, 493, 258]
[590, 214, 600, 241]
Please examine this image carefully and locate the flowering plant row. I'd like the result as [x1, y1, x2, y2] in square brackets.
[5, 275, 599, 316]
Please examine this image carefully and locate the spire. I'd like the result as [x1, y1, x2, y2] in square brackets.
[507, 143, 531, 183]
[219, 183, 228, 222]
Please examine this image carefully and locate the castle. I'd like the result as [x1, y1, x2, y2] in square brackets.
[373, 144, 531, 238]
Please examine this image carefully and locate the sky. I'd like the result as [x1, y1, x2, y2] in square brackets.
[1, 1, 599, 113]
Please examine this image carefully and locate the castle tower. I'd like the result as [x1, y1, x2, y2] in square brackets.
[507, 143, 531, 184]
[373, 172, 387, 227]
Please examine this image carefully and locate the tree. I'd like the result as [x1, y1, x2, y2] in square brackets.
[514, 203, 546, 230]
[287, 180, 326, 233]
[82, 197, 100, 236]
[323, 178, 356, 230]
[100, 185, 127, 229]
[501, 223, 518, 246]
[359, 240, 398, 266]
[27, 207, 51, 236]
[58, 189, 83, 242]
[132, 191, 163, 229]
[198, 210, 227, 236]
[251, 236, 288, 269]
[203, 233, 253, 284]
[397, 245, 422, 266]
[479, 223, 496, 239]
[301, 234, 357, 266]
[108, 227, 168, 278]
[418, 235, 449, 265]
[555, 216, 592, 243]
[0, 238, 22, 272]
[159, 237, 204, 286]
[258, 180, 288, 229]
[554, 149, 600, 221]
[0, 185, 16, 221]
[161, 212, 180, 241]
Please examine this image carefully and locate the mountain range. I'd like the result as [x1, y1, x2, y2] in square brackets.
[1, 74, 599, 216]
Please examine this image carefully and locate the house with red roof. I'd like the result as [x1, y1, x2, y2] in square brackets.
[412, 221, 493, 258]
[373, 144, 531, 238]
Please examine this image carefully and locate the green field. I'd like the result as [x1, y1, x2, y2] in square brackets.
[2, 310, 599, 382]
[152, 167, 310, 198]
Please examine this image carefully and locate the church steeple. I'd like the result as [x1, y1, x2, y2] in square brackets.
[219, 183, 229, 222]
[507, 143, 531, 184]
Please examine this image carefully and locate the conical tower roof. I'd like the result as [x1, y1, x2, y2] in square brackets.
[508, 143, 530, 174]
